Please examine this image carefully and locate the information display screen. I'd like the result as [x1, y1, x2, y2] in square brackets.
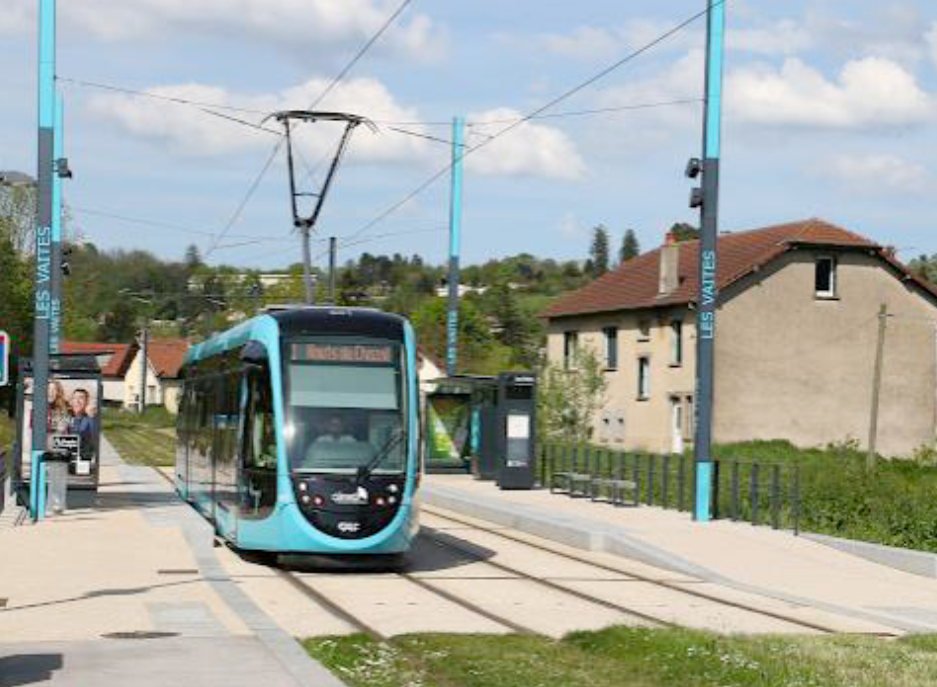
[291, 343, 393, 364]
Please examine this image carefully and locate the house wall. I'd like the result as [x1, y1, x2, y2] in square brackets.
[546, 307, 696, 453]
[101, 379, 125, 405]
[123, 351, 165, 409]
[162, 380, 183, 415]
[714, 249, 937, 457]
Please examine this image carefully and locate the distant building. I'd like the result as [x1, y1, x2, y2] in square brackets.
[544, 219, 937, 457]
[124, 338, 189, 414]
[60, 341, 137, 406]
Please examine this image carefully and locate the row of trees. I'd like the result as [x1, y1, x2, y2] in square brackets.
[586, 222, 699, 278]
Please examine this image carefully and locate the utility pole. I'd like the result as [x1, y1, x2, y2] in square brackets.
[328, 236, 337, 303]
[867, 303, 888, 470]
[138, 325, 149, 414]
[686, 1, 726, 523]
[446, 116, 465, 377]
[30, 0, 57, 521]
[49, 92, 64, 353]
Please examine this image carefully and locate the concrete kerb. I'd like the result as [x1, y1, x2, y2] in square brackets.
[423, 483, 937, 634]
[100, 435, 347, 687]
[802, 531, 937, 579]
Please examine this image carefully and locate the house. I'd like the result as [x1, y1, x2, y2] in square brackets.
[60, 341, 137, 406]
[124, 338, 189, 414]
[543, 219, 937, 457]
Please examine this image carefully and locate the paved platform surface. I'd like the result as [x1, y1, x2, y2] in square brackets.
[424, 474, 937, 634]
[0, 438, 344, 687]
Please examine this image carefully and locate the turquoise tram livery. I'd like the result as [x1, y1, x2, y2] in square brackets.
[175, 307, 421, 557]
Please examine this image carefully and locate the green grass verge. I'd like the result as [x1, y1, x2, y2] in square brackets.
[103, 408, 176, 467]
[305, 628, 937, 687]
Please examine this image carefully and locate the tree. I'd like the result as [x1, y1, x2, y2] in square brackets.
[620, 229, 640, 263]
[589, 225, 611, 276]
[669, 222, 699, 242]
[537, 347, 608, 443]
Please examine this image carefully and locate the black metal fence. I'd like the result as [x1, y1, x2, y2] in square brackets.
[539, 443, 801, 533]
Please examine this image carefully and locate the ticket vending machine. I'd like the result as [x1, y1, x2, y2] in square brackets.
[496, 372, 537, 490]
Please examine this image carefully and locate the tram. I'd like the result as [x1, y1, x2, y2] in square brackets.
[175, 306, 421, 558]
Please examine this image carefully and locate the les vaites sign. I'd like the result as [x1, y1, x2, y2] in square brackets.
[0, 331, 9, 386]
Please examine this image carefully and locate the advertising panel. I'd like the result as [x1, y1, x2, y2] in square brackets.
[20, 375, 100, 485]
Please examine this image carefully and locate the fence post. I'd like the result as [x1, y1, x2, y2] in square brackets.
[662, 454, 670, 508]
[793, 463, 801, 536]
[647, 455, 655, 505]
[771, 464, 781, 530]
[730, 461, 740, 521]
[677, 455, 686, 511]
[633, 454, 641, 507]
[750, 462, 760, 526]
[712, 459, 721, 520]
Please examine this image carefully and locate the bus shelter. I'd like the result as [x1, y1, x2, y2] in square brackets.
[13, 354, 103, 504]
[423, 375, 494, 475]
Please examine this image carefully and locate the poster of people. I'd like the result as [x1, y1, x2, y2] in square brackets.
[19, 375, 101, 485]
[426, 395, 472, 470]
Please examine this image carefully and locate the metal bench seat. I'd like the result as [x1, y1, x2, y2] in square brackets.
[550, 471, 591, 495]
[591, 476, 638, 506]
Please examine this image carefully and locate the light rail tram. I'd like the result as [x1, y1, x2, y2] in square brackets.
[175, 306, 421, 561]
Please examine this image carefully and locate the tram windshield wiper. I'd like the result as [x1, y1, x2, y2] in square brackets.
[356, 430, 405, 484]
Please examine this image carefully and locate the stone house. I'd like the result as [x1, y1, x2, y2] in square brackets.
[124, 338, 188, 414]
[543, 219, 937, 457]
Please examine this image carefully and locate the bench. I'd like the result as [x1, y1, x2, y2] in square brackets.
[590, 476, 638, 506]
[550, 470, 591, 495]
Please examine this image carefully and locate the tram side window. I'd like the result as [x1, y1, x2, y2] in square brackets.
[246, 373, 276, 470]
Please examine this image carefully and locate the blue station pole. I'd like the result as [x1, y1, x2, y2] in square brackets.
[445, 116, 465, 377]
[693, 0, 725, 522]
[31, 0, 56, 521]
[50, 91, 63, 353]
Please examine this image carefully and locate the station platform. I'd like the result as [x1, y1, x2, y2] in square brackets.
[0, 438, 344, 687]
[423, 474, 937, 635]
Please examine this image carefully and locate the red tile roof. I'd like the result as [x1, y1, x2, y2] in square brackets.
[544, 218, 907, 319]
[60, 341, 136, 377]
[146, 339, 190, 379]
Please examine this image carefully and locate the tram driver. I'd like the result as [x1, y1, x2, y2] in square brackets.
[314, 413, 357, 444]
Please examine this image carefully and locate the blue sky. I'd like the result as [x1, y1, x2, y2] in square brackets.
[2, 0, 937, 270]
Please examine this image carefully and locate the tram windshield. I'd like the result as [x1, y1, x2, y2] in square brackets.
[286, 340, 406, 474]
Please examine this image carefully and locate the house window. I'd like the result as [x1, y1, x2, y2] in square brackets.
[638, 320, 651, 341]
[603, 327, 618, 370]
[815, 256, 837, 298]
[563, 331, 579, 369]
[637, 356, 650, 400]
[670, 320, 683, 366]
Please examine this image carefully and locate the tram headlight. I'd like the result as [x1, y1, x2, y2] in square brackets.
[298, 482, 308, 492]
[301, 494, 311, 505]
[376, 496, 386, 507]
[388, 496, 397, 505]
[387, 484, 399, 494]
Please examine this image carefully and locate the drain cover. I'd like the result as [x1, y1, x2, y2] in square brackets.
[102, 631, 180, 640]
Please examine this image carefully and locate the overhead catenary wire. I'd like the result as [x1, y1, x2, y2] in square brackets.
[203, 0, 416, 260]
[339, 2, 722, 248]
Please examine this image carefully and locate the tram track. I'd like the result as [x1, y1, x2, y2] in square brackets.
[422, 505, 846, 635]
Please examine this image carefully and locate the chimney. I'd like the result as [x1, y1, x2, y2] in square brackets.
[658, 232, 680, 296]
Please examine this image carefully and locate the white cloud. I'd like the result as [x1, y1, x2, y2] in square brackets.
[928, 22, 937, 70]
[531, 18, 701, 62]
[0, 0, 31, 35]
[557, 212, 584, 238]
[88, 81, 584, 180]
[727, 19, 813, 56]
[43, 0, 443, 60]
[88, 77, 433, 164]
[727, 57, 934, 129]
[464, 108, 586, 180]
[820, 154, 931, 194]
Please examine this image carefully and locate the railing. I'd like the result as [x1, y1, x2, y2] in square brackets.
[539, 443, 801, 533]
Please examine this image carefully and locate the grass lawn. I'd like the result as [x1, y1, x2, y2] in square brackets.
[305, 627, 937, 687]
[102, 408, 176, 467]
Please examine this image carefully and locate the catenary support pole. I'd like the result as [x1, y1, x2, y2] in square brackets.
[50, 92, 63, 353]
[30, 0, 56, 521]
[328, 236, 337, 303]
[301, 226, 314, 304]
[138, 325, 149, 413]
[693, 0, 725, 523]
[867, 303, 887, 470]
[445, 116, 465, 377]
